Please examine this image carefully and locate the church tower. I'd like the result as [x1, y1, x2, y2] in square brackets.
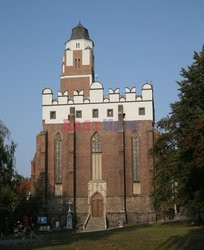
[60, 23, 95, 97]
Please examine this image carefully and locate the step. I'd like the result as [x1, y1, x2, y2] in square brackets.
[84, 217, 105, 232]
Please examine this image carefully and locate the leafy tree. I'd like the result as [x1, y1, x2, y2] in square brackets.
[152, 46, 204, 217]
[0, 121, 17, 188]
[0, 121, 43, 234]
[0, 121, 18, 233]
[0, 120, 48, 236]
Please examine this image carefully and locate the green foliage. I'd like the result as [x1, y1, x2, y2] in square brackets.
[0, 121, 43, 234]
[0, 121, 17, 189]
[152, 46, 204, 216]
[0, 121, 18, 233]
[14, 195, 42, 226]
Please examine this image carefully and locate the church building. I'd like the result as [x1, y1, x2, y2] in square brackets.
[31, 23, 155, 230]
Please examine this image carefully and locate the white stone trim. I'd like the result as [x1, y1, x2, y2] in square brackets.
[60, 74, 92, 79]
[60, 74, 92, 85]
[42, 82, 154, 124]
[66, 50, 73, 66]
[82, 50, 90, 65]
[65, 39, 93, 51]
[88, 180, 107, 214]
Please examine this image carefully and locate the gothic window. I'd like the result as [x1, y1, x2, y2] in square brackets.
[55, 133, 62, 195]
[91, 133, 102, 180]
[132, 133, 140, 182]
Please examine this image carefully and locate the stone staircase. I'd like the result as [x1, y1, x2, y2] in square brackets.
[84, 216, 105, 232]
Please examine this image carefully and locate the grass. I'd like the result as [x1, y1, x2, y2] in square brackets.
[0, 221, 204, 250]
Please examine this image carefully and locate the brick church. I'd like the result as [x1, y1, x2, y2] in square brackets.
[31, 23, 155, 230]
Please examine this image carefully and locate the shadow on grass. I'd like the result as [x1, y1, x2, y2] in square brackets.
[0, 224, 152, 250]
[2, 222, 204, 250]
[158, 226, 204, 250]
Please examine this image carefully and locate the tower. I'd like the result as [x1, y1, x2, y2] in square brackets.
[60, 23, 95, 97]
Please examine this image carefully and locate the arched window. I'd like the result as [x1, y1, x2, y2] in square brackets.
[74, 59, 77, 68]
[91, 133, 102, 180]
[78, 58, 80, 68]
[55, 133, 62, 195]
[132, 133, 140, 182]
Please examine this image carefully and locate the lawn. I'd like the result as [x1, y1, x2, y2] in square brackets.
[0, 221, 204, 250]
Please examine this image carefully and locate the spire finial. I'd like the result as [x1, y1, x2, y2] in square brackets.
[76, 21, 84, 28]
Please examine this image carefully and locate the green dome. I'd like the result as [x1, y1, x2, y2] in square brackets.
[70, 22, 91, 40]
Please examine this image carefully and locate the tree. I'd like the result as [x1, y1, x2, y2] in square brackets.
[0, 121, 45, 234]
[0, 121, 18, 234]
[0, 121, 17, 188]
[152, 46, 204, 217]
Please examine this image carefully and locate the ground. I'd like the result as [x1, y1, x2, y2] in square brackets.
[0, 221, 204, 249]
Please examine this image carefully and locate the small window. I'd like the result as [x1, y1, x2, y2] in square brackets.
[78, 59, 80, 68]
[74, 59, 77, 68]
[74, 58, 80, 68]
[107, 109, 113, 117]
[50, 111, 56, 119]
[76, 43, 80, 48]
[139, 107, 145, 115]
[76, 110, 82, 118]
[92, 109, 99, 118]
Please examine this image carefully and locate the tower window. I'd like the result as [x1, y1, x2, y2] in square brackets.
[76, 43, 80, 48]
[107, 109, 113, 117]
[74, 59, 77, 68]
[76, 110, 82, 118]
[50, 111, 56, 119]
[78, 59, 80, 68]
[139, 107, 145, 115]
[92, 109, 99, 118]
[74, 58, 81, 68]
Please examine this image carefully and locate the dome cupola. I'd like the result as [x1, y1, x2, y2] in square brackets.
[70, 22, 91, 40]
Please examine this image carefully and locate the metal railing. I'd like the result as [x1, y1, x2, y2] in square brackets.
[104, 213, 108, 229]
[83, 213, 91, 231]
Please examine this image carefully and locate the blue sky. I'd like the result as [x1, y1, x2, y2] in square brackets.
[0, 0, 203, 177]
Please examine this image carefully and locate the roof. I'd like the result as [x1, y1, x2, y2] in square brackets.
[70, 22, 92, 41]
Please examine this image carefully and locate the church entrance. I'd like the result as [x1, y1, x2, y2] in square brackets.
[91, 192, 104, 217]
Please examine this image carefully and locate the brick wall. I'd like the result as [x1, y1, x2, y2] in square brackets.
[61, 49, 94, 97]
[31, 120, 154, 226]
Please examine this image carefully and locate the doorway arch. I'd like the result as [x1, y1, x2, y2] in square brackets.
[90, 192, 104, 217]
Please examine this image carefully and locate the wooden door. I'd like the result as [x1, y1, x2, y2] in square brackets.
[91, 193, 103, 217]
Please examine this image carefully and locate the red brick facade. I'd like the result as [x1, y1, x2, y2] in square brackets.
[61, 47, 94, 97]
[31, 117, 155, 227]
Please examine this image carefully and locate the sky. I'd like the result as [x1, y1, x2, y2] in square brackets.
[0, 0, 203, 177]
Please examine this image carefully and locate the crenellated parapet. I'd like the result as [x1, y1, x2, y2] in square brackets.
[42, 82, 153, 106]
[42, 81, 154, 124]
